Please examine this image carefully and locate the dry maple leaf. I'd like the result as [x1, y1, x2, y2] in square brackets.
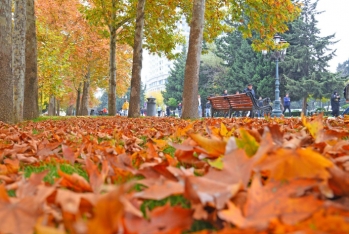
[134, 176, 184, 200]
[0, 185, 43, 234]
[62, 144, 76, 164]
[204, 149, 254, 189]
[254, 147, 333, 181]
[57, 170, 92, 192]
[218, 176, 322, 229]
[85, 158, 109, 193]
[189, 133, 226, 158]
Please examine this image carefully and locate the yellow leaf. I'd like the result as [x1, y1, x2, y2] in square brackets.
[189, 133, 226, 157]
[235, 129, 259, 157]
[208, 157, 223, 170]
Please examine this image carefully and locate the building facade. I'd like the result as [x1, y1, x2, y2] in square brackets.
[142, 16, 190, 94]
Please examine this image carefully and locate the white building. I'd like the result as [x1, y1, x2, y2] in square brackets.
[142, 16, 190, 94]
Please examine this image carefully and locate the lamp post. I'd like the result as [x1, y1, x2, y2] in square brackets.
[262, 35, 287, 117]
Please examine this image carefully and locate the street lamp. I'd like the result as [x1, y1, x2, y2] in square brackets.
[262, 34, 287, 117]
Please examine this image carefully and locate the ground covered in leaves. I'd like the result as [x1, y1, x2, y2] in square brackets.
[1, 115, 349, 234]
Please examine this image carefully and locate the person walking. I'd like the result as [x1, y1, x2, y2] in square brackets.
[157, 105, 162, 117]
[177, 102, 182, 117]
[198, 95, 202, 117]
[122, 100, 129, 116]
[331, 91, 340, 117]
[166, 106, 170, 117]
[283, 93, 291, 116]
[205, 100, 211, 117]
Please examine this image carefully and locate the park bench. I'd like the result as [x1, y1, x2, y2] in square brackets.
[207, 96, 231, 117]
[208, 92, 272, 118]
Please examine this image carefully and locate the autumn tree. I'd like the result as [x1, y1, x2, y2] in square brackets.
[0, 0, 13, 123]
[180, 0, 301, 118]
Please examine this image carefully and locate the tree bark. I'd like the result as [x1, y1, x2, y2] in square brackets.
[66, 105, 73, 116]
[108, 0, 117, 116]
[23, 0, 39, 120]
[302, 97, 307, 116]
[13, 0, 27, 123]
[181, 0, 205, 119]
[129, 0, 146, 118]
[76, 82, 82, 116]
[0, 0, 13, 123]
[80, 70, 91, 116]
[56, 99, 60, 116]
[48, 96, 55, 116]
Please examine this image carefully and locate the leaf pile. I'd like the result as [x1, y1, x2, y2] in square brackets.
[1, 115, 349, 233]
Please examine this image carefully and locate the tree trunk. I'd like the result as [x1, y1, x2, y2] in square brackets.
[76, 82, 82, 116]
[56, 99, 60, 116]
[23, 0, 39, 120]
[80, 70, 91, 116]
[48, 96, 55, 116]
[0, 0, 13, 123]
[66, 105, 73, 116]
[181, 0, 205, 119]
[302, 97, 307, 116]
[13, 0, 27, 123]
[108, 0, 117, 116]
[129, 0, 146, 118]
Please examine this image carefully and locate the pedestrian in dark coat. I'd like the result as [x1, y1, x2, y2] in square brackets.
[331, 91, 340, 117]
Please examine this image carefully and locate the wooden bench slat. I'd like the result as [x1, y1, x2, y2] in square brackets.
[208, 92, 272, 118]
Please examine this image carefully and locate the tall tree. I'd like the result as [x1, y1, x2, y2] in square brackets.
[181, 0, 206, 119]
[162, 47, 187, 106]
[215, 31, 275, 98]
[128, 0, 146, 117]
[337, 59, 349, 77]
[24, 0, 39, 120]
[12, 0, 27, 123]
[281, 0, 344, 114]
[181, 0, 301, 118]
[0, 0, 13, 123]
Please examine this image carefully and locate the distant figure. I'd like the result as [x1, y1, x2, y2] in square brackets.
[157, 105, 162, 117]
[283, 93, 291, 115]
[198, 95, 202, 117]
[178, 102, 182, 117]
[331, 91, 340, 117]
[205, 100, 211, 117]
[243, 84, 255, 98]
[258, 97, 263, 117]
[122, 100, 129, 116]
[166, 106, 170, 117]
[90, 109, 95, 116]
[102, 107, 108, 115]
[235, 91, 240, 95]
[222, 90, 228, 96]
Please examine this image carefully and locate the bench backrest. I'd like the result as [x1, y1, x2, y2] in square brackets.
[226, 94, 253, 111]
[208, 96, 230, 110]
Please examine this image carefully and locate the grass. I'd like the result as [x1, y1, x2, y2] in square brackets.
[22, 162, 88, 184]
[140, 195, 190, 218]
[163, 145, 176, 157]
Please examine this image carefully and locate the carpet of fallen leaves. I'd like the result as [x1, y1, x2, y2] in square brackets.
[2, 115, 349, 234]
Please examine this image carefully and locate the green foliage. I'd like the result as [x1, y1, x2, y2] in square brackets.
[163, 145, 176, 157]
[162, 46, 187, 104]
[215, 30, 275, 99]
[140, 195, 190, 218]
[167, 98, 178, 109]
[337, 59, 349, 77]
[23, 162, 88, 184]
[281, 0, 345, 101]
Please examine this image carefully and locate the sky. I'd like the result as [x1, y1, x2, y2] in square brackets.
[316, 0, 349, 72]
